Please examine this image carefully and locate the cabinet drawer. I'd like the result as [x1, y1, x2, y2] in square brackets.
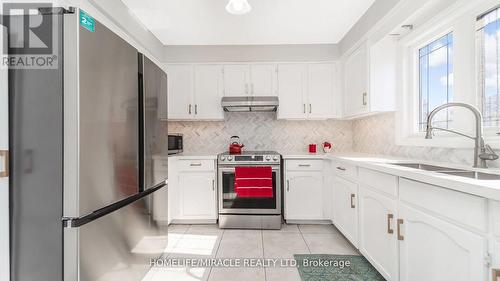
[177, 159, 215, 171]
[359, 168, 397, 197]
[332, 161, 357, 179]
[286, 159, 323, 171]
[399, 178, 487, 232]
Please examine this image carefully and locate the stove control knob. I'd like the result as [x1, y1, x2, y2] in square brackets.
[273, 156, 279, 161]
[220, 156, 226, 161]
[227, 156, 233, 161]
[265, 155, 271, 161]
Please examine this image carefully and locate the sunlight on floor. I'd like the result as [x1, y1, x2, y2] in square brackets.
[142, 227, 221, 281]
[131, 235, 168, 254]
[168, 234, 218, 256]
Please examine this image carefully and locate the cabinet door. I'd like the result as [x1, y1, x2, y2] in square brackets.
[333, 176, 358, 247]
[167, 64, 193, 119]
[277, 64, 307, 119]
[179, 171, 216, 219]
[223, 64, 249, 97]
[250, 64, 277, 96]
[307, 63, 336, 119]
[359, 186, 398, 281]
[344, 44, 368, 117]
[399, 204, 487, 281]
[285, 171, 323, 220]
[193, 65, 224, 120]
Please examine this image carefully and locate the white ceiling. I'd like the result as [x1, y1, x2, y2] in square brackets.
[121, 0, 376, 45]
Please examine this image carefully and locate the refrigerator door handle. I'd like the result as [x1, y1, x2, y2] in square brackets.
[0, 150, 8, 178]
[63, 180, 167, 228]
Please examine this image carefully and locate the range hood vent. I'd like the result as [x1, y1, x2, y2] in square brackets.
[221, 96, 279, 112]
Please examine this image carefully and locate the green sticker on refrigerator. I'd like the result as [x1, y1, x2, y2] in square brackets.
[79, 10, 95, 32]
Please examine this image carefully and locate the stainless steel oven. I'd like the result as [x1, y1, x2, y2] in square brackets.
[217, 151, 282, 229]
[168, 133, 183, 155]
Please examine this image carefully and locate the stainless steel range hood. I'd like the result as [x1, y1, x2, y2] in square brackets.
[221, 96, 279, 112]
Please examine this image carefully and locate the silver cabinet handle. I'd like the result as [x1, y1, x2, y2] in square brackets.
[287, 180, 290, 192]
[397, 219, 404, 241]
[362, 92, 367, 106]
[350, 194, 356, 208]
[195, 104, 198, 115]
[245, 83, 249, 94]
[189, 104, 192, 114]
[251, 83, 254, 95]
[298, 164, 311, 167]
[0, 150, 9, 178]
[303, 104, 306, 114]
[336, 166, 346, 171]
[387, 214, 394, 234]
[309, 104, 312, 114]
[190, 163, 202, 167]
[212, 179, 215, 191]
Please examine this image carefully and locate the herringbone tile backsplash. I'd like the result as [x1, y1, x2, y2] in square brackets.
[352, 112, 500, 168]
[165, 112, 353, 154]
[162, 111, 500, 168]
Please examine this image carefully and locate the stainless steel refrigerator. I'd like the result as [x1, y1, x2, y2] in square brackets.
[5, 7, 168, 281]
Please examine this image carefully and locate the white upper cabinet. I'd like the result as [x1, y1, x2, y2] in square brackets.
[308, 63, 337, 119]
[167, 64, 193, 120]
[344, 44, 369, 117]
[249, 64, 277, 96]
[223, 64, 277, 97]
[167, 64, 224, 120]
[193, 65, 224, 120]
[278, 63, 339, 120]
[343, 37, 396, 118]
[277, 64, 307, 119]
[223, 64, 249, 97]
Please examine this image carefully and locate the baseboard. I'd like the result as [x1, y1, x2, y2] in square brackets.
[285, 219, 332, 225]
[171, 219, 217, 224]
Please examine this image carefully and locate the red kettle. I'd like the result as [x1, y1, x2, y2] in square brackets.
[229, 136, 244, 154]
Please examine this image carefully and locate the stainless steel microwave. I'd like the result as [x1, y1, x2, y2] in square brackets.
[168, 134, 183, 155]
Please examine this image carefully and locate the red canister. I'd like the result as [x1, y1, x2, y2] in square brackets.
[308, 144, 317, 153]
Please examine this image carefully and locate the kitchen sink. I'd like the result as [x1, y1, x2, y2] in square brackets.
[389, 162, 500, 180]
[390, 163, 463, 172]
[438, 171, 500, 180]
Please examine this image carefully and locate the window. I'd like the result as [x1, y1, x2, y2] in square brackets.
[418, 33, 454, 131]
[478, 7, 500, 127]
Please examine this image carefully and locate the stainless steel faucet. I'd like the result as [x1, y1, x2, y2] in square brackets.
[425, 102, 499, 168]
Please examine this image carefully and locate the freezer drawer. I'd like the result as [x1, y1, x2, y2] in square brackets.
[64, 192, 167, 281]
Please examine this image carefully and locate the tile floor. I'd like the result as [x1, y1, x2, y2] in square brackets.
[143, 224, 359, 281]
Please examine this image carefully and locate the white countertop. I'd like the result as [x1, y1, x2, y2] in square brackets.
[283, 152, 500, 201]
[153, 153, 217, 160]
[155, 151, 500, 201]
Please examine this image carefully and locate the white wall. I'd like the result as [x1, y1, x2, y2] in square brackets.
[64, 0, 165, 64]
[164, 44, 340, 63]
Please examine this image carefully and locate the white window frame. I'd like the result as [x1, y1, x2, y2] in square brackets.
[476, 4, 500, 132]
[396, 0, 500, 149]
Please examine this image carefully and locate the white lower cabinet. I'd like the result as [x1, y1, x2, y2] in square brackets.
[285, 171, 324, 220]
[168, 158, 217, 223]
[179, 171, 217, 219]
[398, 203, 487, 281]
[333, 176, 358, 247]
[359, 185, 398, 281]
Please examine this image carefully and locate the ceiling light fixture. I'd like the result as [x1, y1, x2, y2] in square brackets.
[226, 0, 252, 15]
